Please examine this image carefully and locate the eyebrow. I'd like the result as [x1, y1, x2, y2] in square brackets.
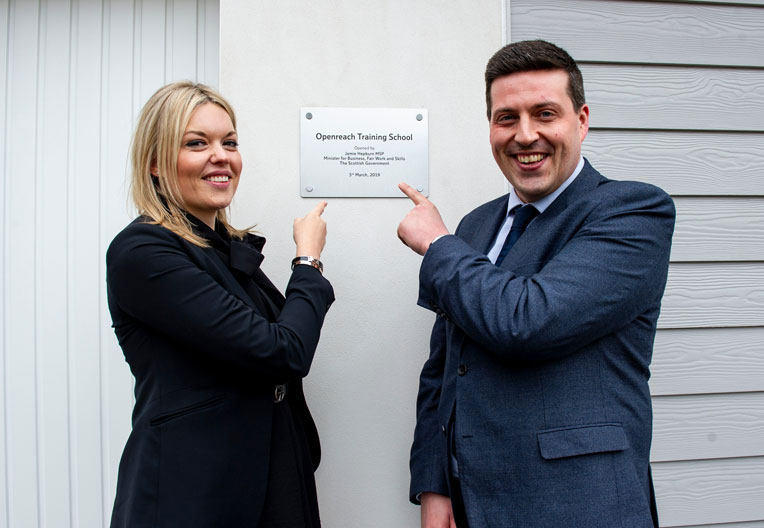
[492, 100, 564, 118]
[495, 100, 562, 112]
[183, 129, 237, 137]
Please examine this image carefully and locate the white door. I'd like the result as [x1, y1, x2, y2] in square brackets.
[1, 1, 219, 526]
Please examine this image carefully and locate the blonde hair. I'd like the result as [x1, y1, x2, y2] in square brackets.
[130, 81, 249, 246]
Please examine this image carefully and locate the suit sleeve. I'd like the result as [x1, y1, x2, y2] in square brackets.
[409, 316, 450, 504]
[417, 184, 675, 364]
[106, 223, 334, 379]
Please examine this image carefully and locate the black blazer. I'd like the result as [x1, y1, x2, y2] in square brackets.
[107, 216, 334, 527]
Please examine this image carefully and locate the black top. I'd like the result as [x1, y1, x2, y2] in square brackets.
[107, 215, 334, 527]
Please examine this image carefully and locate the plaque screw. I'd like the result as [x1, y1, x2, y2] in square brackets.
[305, 186, 314, 192]
[416, 114, 423, 121]
[305, 112, 313, 120]
[416, 185, 424, 192]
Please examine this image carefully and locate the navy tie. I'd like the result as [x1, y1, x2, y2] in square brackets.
[495, 204, 539, 266]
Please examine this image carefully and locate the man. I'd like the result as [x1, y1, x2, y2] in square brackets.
[397, 40, 674, 528]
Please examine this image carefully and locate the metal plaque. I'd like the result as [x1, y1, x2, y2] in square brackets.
[300, 107, 428, 197]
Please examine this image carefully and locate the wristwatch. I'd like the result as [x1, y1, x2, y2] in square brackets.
[291, 256, 323, 273]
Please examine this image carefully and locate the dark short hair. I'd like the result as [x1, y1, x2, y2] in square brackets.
[485, 40, 585, 119]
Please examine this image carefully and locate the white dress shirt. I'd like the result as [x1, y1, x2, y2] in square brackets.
[487, 156, 585, 263]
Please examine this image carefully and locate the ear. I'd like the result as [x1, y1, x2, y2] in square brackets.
[150, 161, 158, 177]
[578, 104, 590, 143]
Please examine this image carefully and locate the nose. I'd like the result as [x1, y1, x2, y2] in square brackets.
[210, 142, 230, 164]
[514, 116, 538, 146]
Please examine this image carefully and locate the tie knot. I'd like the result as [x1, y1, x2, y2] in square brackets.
[511, 204, 539, 229]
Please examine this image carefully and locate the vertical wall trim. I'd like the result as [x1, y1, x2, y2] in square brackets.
[33, 1, 44, 524]
[130, 0, 136, 130]
[66, 0, 77, 524]
[64, 2, 74, 525]
[164, 0, 169, 83]
[198, 0, 203, 83]
[503, 0, 509, 44]
[98, 1, 108, 523]
[132, 0, 139, 115]
[1, 3, 11, 526]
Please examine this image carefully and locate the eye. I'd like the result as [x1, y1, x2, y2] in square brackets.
[185, 139, 206, 148]
[224, 139, 239, 149]
[495, 114, 516, 123]
[538, 110, 555, 119]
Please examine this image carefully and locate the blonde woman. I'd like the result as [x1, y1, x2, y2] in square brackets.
[107, 82, 333, 527]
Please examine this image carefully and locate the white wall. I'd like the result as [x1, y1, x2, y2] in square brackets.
[220, 1, 503, 526]
[0, 1, 218, 526]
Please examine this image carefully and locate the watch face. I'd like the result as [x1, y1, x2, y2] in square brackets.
[292, 256, 322, 273]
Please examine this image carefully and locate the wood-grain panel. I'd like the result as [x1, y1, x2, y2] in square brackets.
[583, 130, 764, 196]
[511, 0, 764, 67]
[653, 457, 764, 526]
[650, 327, 764, 396]
[651, 393, 764, 462]
[581, 64, 764, 132]
[671, 197, 764, 262]
[659, 263, 764, 329]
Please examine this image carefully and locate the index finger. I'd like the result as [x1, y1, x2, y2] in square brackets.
[398, 182, 428, 206]
[308, 200, 328, 217]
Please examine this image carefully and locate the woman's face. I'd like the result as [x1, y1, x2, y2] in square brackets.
[176, 102, 241, 228]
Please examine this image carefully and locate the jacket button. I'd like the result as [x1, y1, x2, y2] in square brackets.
[457, 364, 468, 376]
[441, 425, 447, 434]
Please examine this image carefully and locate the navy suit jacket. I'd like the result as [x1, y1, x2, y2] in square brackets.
[107, 217, 334, 527]
[410, 160, 675, 527]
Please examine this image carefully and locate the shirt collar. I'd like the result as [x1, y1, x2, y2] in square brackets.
[506, 156, 584, 214]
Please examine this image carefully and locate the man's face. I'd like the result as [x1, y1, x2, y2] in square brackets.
[489, 69, 589, 203]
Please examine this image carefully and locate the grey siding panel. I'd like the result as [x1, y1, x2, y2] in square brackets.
[511, 0, 764, 67]
[653, 457, 764, 527]
[680, 522, 764, 528]
[672, 198, 764, 262]
[652, 393, 764, 461]
[651, 327, 764, 396]
[582, 64, 764, 131]
[512, 0, 764, 525]
[645, 0, 764, 5]
[660, 263, 764, 328]
[583, 130, 764, 196]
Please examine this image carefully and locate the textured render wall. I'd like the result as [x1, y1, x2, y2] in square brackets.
[220, 1, 503, 526]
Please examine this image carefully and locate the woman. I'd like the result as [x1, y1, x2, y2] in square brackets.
[107, 81, 334, 527]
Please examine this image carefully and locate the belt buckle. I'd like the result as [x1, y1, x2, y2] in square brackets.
[274, 384, 287, 403]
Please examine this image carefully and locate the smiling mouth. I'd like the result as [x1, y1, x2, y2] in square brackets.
[203, 175, 230, 183]
[515, 153, 547, 164]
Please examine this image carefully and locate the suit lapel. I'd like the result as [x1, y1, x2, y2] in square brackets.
[499, 160, 605, 268]
[460, 194, 510, 254]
